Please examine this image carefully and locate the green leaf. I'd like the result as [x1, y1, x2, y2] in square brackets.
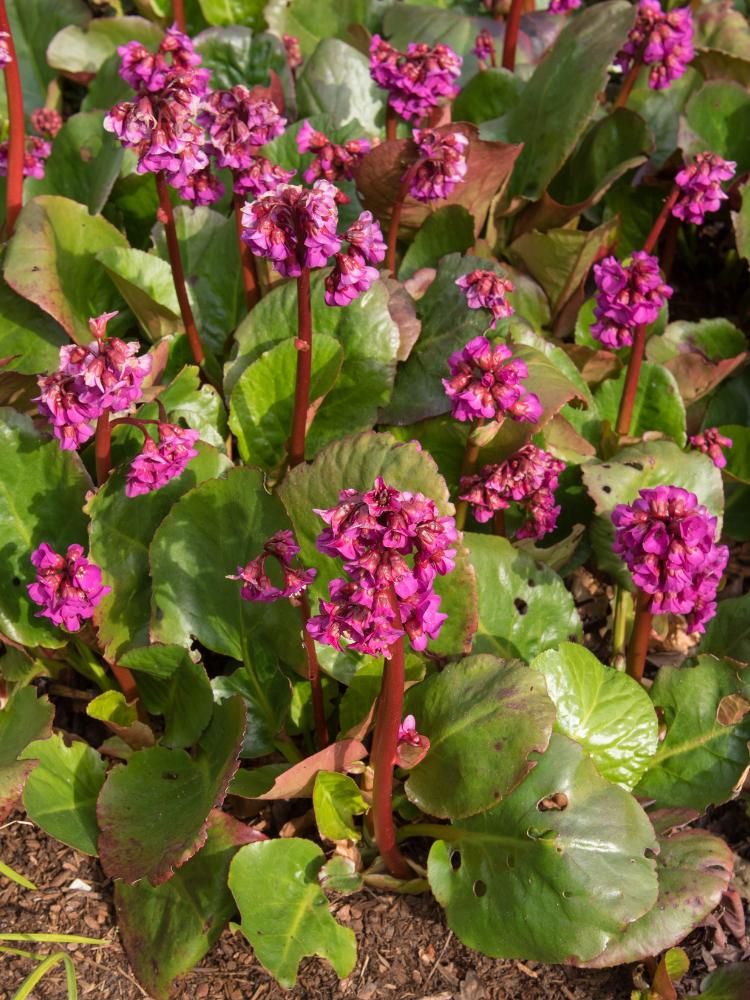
[150, 467, 302, 665]
[264, 0, 380, 56]
[136, 364, 227, 450]
[116, 810, 262, 1000]
[428, 733, 659, 963]
[711, 425, 750, 485]
[4, 196, 128, 344]
[685, 80, 750, 175]
[704, 367, 750, 427]
[580, 828, 732, 967]
[297, 38, 383, 133]
[399, 206, 475, 282]
[313, 771, 367, 841]
[277, 431, 478, 659]
[338, 656, 424, 735]
[96, 247, 181, 342]
[20, 733, 105, 855]
[626, 68, 700, 170]
[482, 1, 637, 200]
[734, 180, 750, 263]
[88, 443, 232, 660]
[212, 653, 291, 758]
[0, 277, 67, 375]
[197, 0, 265, 28]
[531, 642, 658, 790]
[25, 113, 124, 215]
[229, 762, 288, 798]
[465, 533, 581, 662]
[87, 690, 155, 749]
[635, 656, 750, 811]
[0, 408, 91, 648]
[404, 656, 554, 820]
[453, 68, 522, 126]
[697, 963, 750, 999]
[0, 687, 53, 821]
[47, 15, 161, 77]
[318, 855, 363, 894]
[229, 334, 344, 469]
[136, 653, 214, 749]
[194, 28, 289, 90]
[698, 591, 750, 664]
[97, 696, 246, 884]
[594, 362, 686, 446]
[229, 838, 357, 988]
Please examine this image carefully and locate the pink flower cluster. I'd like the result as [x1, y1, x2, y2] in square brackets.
[443, 335, 542, 424]
[456, 270, 515, 328]
[673, 152, 736, 226]
[30, 108, 63, 138]
[228, 530, 316, 602]
[296, 120, 371, 196]
[616, 0, 693, 90]
[473, 30, 496, 67]
[307, 477, 457, 656]
[283, 34, 303, 73]
[395, 714, 430, 768]
[459, 444, 565, 539]
[369, 35, 462, 122]
[325, 211, 386, 306]
[612, 486, 728, 633]
[591, 252, 672, 350]
[35, 313, 151, 450]
[0, 135, 51, 180]
[125, 424, 200, 497]
[408, 129, 468, 203]
[28, 543, 110, 632]
[0, 31, 11, 68]
[549, 0, 581, 12]
[689, 428, 733, 470]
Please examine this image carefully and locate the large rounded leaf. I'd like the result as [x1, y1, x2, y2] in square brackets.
[594, 362, 686, 446]
[404, 655, 555, 820]
[0, 687, 54, 822]
[296, 38, 383, 132]
[427, 733, 659, 963]
[685, 80, 750, 174]
[532, 642, 659, 789]
[699, 591, 750, 665]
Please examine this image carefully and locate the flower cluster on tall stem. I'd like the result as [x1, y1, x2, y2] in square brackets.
[456, 269, 514, 328]
[689, 428, 733, 470]
[615, 0, 693, 107]
[123, 421, 200, 497]
[307, 477, 456, 874]
[591, 252, 672, 351]
[296, 121, 371, 198]
[473, 30, 496, 69]
[673, 152, 736, 226]
[548, 0, 581, 12]
[28, 543, 110, 633]
[0, 2, 24, 235]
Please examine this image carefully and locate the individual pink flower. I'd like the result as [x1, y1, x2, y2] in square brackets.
[296, 120, 371, 193]
[198, 89, 286, 172]
[125, 424, 200, 497]
[689, 428, 733, 470]
[443, 335, 542, 424]
[590, 252, 672, 350]
[283, 34, 303, 73]
[370, 35, 462, 123]
[456, 270, 514, 328]
[0, 136, 52, 180]
[616, 0, 694, 91]
[0, 31, 12, 69]
[27, 543, 110, 632]
[30, 108, 63, 138]
[409, 128, 468, 203]
[394, 715, 430, 768]
[673, 152, 736, 226]
[228, 530, 316, 603]
[612, 486, 728, 633]
[473, 30, 496, 67]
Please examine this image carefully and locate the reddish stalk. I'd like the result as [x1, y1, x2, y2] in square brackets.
[299, 592, 328, 748]
[385, 104, 399, 142]
[0, 0, 24, 236]
[643, 186, 679, 254]
[110, 663, 140, 703]
[626, 591, 652, 683]
[172, 0, 186, 32]
[371, 588, 411, 879]
[502, 0, 523, 71]
[490, 47, 497, 69]
[385, 174, 413, 277]
[454, 419, 486, 532]
[155, 172, 204, 366]
[614, 59, 642, 110]
[493, 509, 506, 537]
[288, 267, 313, 468]
[234, 194, 261, 311]
[95, 412, 112, 486]
[660, 215, 680, 281]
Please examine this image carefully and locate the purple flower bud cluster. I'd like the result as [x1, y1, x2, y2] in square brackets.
[283, 34, 303, 73]
[612, 486, 728, 634]
[325, 211, 386, 307]
[616, 0, 693, 91]
[27, 543, 110, 632]
[673, 152, 736, 226]
[296, 120, 372, 197]
[30, 108, 63, 138]
[459, 444, 565, 539]
[369, 35, 462, 123]
[549, 0, 581, 12]
[0, 135, 51, 180]
[689, 428, 733, 470]
[0, 31, 11, 69]
[443, 335, 542, 425]
[228, 530, 316, 603]
[35, 313, 151, 450]
[125, 423, 200, 497]
[408, 128, 468, 203]
[455, 269, 515, 329]
[307, 477, 457, 656]
[591, 252, 672, 350]
[234, 157, 295, 199]
[473, 30, 496, 66]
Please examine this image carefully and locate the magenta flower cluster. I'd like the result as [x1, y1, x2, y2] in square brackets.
[369, 35, 462, 123]
[591, 252, 672, 350]
[612, 486, 728, 633]
[456, 270, 515, 329]
[443, 335, 542, 425]
[689, 428, 733, 470]
[229, 530, 316, 603]
[325, 212, 386, 307]
[30, 108, 63, 138]
[125, 424, 200, 497]
[548, 0, 581, 12]
[0, 30, 11, 68]
[28, 543, 110, 632]
[0, 135, 51, 181]
[307, 477, 457, 656]
[35, 313, 151, 450]
[459, 444, 565, 539]
[283, 34, 303, 73]
[616, 0, 693, 91]
[473, 30, 496, 67]
[296, 120, 371, 197]
[673, 152, 736, 226]
[408, 128, 468, 203]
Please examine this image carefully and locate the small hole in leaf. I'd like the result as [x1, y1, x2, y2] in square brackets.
[537, 792, 568, 811]
[473, 879, 487, 898]
[505, 855, 515, 869]
[602, 464, 611, 469]
[602, 485, 612, 494]
[11, 577, 20, 587]
[645, 848, 658, 860]
[527, 579, 536, 588]
[562, 890, 571, 899]
[450, 851, 461, 871]
[514, 598, 528, 615]
[625, 461, 643, 471]
[162, 772, 179, 781]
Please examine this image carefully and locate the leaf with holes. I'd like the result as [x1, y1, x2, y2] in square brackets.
[0, 687, 54, 822]
[404, 656, 555, 820]
[97, 696, 246, 884]
[428, 733, 658, 963]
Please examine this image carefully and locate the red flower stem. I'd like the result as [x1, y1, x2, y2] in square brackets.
[490, 47, 497, 69]
[385, 104, 398, 142]
[299, 592, 328, 749]
[615, 322, 647, 436]
[371, 588, 411, 879]
[155, 172, 205, 366]
[642, 186, 679, 254]
[502, 0, 523, 72]
[614, 58, 642, 110]
[110, 663, 139, 703]
[0, 0, 25, 236]
[385, 173, 413, 277]
[172, 0, 186, 32]
[661, 215, 680, 281]
[234, 193, 261, 311]
[454, 418, 486, 532]
[493, 509, 506, 537]
[626, 590, 652, 683]
[288, 267, 313, 468]
[95, 412, 112, 486]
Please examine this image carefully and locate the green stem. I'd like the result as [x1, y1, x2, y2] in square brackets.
[611, 586, 632, 668]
